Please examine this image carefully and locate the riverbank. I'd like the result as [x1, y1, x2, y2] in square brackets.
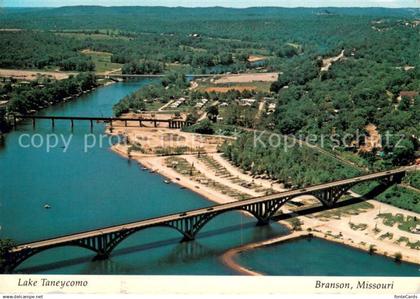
[0, 76, 115, 133]
[221, 231, 309, 276]
[108, 125, 420, 270]
[225, 195, 420, 267]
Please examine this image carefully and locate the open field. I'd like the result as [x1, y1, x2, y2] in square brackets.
[0, 68, 76, 81]
[194, 76, 274, 93]
[55, 31, 132, 41]
[203, 85, 258, 93]
[247, 55, 269, 62]
[81, 49, 122, 74]
[0, 29, 23, 32]
[213, 72, 279, 84]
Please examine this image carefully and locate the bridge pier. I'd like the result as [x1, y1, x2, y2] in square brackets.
[16, 115, 188, 130]
[2, 168, 409, 273]
[93, 252, 110, 261]
[256, 218, 270, 226]
[180, 234, 195, 243]
[169, 121, 186, 129]
[380, 173, 404, 186]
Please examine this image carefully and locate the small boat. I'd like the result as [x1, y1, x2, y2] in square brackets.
[164, 180, 171, 184]
[142, 167, 148, 171]
[44, 204, 51, 209]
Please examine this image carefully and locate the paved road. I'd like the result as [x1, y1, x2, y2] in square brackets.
[12, 166, 416, 253]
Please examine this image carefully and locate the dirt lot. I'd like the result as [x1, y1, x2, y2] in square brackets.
[247, 55, 268, 62]
[213, 72, 278, 84]
[0, 68, 75, 81]
[204, 85, 258, 92]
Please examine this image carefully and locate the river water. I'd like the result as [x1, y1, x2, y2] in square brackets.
[0, 80, 418, 275]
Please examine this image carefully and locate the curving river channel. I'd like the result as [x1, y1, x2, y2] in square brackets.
[0, 80, 418, 276]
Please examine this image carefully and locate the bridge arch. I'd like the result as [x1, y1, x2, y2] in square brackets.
[8, 242, 99, 272]
[104, 224, 193, 255]
[187, 207, 266, 240]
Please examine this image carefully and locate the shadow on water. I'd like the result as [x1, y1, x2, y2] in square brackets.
[16, 219, 284, 274]
[14, 184, 390, 274]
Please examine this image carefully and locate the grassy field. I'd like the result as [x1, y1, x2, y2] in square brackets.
[81, 49, 122, 73]
[164, 156, 252, 200]
[55, 30, 132, 41]
[377, 212, 419, 233]
[166, 63, 193, 73]
[314, 201, 374, 220]
[404, 171, 420, 189]
[378, 185, 420, 213]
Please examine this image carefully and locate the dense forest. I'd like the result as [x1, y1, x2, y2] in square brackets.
[1, 7, 418, 74]
[221, 132, 361, 187]
[1, 6, 419, 169]
[1, 73, 97, 116]
[0, 31, 94, 71]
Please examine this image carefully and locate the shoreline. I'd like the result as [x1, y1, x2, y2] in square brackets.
[111, 145, 239, 205]
[111, 146, 420, 275]
[221, 232, 309, 276]
[108, 128, 420, 272]
[220, 231, 420, 276]
[1, 78, 117, 133]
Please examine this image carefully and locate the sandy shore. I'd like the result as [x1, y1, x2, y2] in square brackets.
[109, 126, 420, 272]
[221, 231, 308, 276]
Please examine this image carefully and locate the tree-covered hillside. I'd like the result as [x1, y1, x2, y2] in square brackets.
[0, 7, 418, 73]
[1, 6, 419, 170]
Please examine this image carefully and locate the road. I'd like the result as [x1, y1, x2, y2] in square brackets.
[12, 166, 415, 253]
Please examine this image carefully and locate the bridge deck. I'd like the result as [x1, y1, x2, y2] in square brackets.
[12, 167, 413, 252]
[96, 74, 216, 78]
[17, 115, 183, 123]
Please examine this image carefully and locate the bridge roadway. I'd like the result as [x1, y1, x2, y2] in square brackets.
[15, 115, 190, 129]
[17, 115, 178, 123]
[96, 74, 216, 78]
[11, 166, 413, 253]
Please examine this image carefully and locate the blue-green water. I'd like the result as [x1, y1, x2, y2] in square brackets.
[0, 80, 418, 276]
[236, 237, 419, 276]
[0, 80, 287, 274]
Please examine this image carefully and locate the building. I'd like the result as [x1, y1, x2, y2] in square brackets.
[239, 98, 256, 106]
[194, 98, 208, 109]
[170, 97, 186, 109]
[0, 100, 8, 112]
[267, 103, 277, 113]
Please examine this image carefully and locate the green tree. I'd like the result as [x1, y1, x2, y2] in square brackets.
[392, 139, 415, 165]
[206, 105, 219, 123]
[0, 239, 15, 272]
[193, 120, 214, 135]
